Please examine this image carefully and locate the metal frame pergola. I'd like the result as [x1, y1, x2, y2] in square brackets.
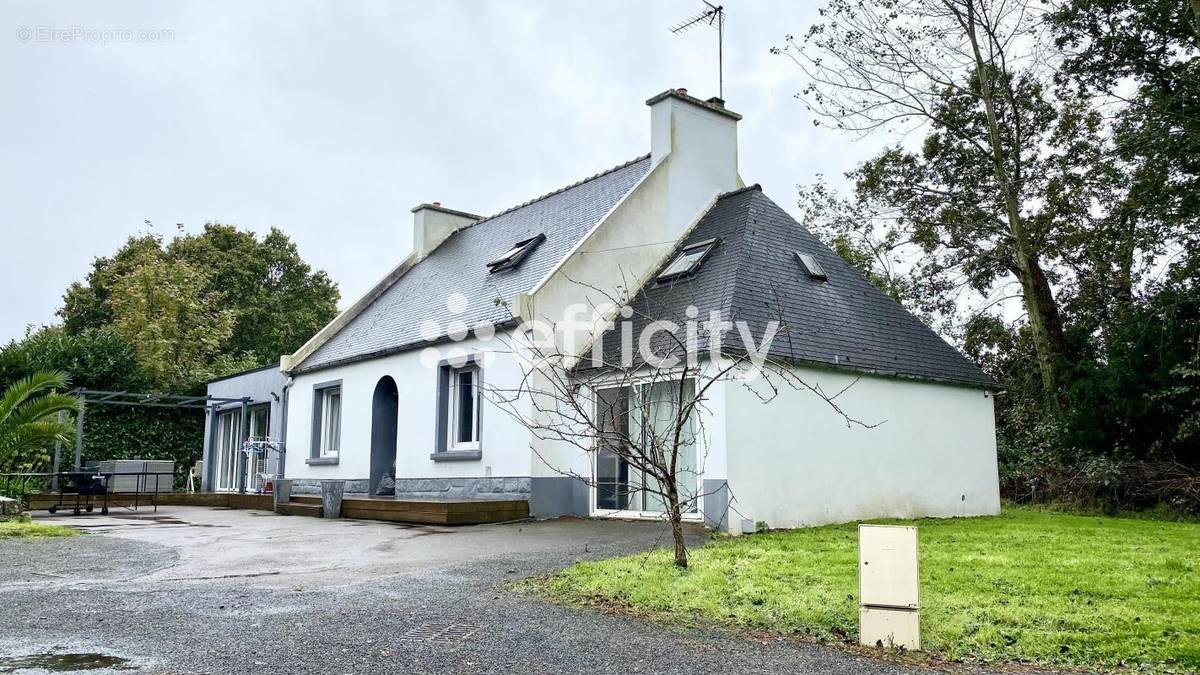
[50, 388, 251, 491]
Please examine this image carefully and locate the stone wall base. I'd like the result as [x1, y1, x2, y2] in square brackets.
[290, 478, 369, 495]
[393, 476, 531, 501]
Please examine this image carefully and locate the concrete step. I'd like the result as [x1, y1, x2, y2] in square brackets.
[275, 502, 323, 518]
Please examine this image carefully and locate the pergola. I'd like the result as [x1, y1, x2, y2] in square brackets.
[50, 388, 251, 490]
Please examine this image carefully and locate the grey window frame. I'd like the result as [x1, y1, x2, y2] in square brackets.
[795, 251, 828, 280]
[656, 238, 719, 284]
[431, 355, 483, 461]
[487, 233, 546, 273]
[307, 379, 342, 465]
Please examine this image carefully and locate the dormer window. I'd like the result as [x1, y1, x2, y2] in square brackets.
[795, 252, 828, 280]
[487, 233, 545, 273]
[657, 238, 718, 284]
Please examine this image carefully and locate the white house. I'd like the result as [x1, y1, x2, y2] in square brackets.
[208, 88, 1000, 530]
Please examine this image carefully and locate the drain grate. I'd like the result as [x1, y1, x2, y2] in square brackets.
[401, 621, 481, 643]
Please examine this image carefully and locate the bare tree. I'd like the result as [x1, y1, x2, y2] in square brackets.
[775, 0, 1071, 410]
[479, 276, 876, 568]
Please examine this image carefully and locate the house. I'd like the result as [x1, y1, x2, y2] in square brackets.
[202, 365, 288, 493]
[204, 88, 1000, 529]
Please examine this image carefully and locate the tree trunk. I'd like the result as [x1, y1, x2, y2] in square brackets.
[669, 506, 688, 568]
[1191, 0, 1200, 40]
[665, 483, 688, 568]
[1112, 209, 1137, 326]
[962, 0, 1068, 411]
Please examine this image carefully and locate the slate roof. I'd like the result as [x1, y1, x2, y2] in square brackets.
[295, 154, 652, 373]
[593, 185, 995, 388]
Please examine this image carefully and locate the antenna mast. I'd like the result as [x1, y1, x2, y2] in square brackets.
[670, 1, 726, 99]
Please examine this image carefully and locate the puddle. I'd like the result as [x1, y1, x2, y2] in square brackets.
[0, 652, 133, 672]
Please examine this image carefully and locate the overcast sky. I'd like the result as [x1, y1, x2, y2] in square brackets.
[0, 0, 889, 344]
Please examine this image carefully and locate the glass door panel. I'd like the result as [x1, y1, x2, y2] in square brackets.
[214, 410, 241, 492]
[594, 380, 698, 515]
[595, 386, 636, 510]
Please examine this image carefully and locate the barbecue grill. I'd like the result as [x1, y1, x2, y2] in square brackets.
[48, 472, 109, 515]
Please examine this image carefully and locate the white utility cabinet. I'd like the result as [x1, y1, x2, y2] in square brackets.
[859, 524, 920, 649]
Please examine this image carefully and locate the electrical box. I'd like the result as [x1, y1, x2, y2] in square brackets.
[860, 607, 920, 649]
[859, 524, 920, 649]
[859, 524, 919, 608]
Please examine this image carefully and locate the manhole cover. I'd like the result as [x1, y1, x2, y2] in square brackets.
[401, 621, 481, 642]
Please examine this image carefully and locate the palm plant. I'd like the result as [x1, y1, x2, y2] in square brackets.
[0, 371, 80, 473]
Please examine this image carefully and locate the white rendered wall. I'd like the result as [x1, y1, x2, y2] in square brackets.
[725, 364, 1000, 529]
[284, 333, 533, 482]
[527, 96, 741, 479]
[528, 94, 742, 360]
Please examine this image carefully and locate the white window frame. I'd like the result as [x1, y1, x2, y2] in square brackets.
[589, 377, 703, 522]
[214, 409, 242, 493]
[318, 386, 341, 457]
[446, 365, 480, 451]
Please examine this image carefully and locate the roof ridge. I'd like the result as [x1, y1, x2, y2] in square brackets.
[468, 153, 652, 228]
[717, 183, 762, 200]
[721, 194, 761, 325]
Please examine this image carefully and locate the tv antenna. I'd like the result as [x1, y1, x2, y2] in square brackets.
[670, 1, 726, 99]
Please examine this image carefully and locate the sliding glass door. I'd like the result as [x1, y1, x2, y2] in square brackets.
[593, 380, 699, 517]
[213, 409, 242, 493]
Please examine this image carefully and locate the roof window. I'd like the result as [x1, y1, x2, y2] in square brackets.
[487, 233, 545, 273]
[795, 252, 828, 280]
[657, 238, 718, 284]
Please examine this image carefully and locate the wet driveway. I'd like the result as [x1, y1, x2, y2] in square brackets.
[0, 506, 933, 674]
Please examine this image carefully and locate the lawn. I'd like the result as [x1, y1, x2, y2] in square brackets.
[538, 508, 1200, 673]
[0, 520, 79, 539]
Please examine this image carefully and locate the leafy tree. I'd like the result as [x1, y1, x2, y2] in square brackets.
[60, 234, 162, 334]
[167, 224, 340, 363]
[1051, 0, 1200, 234]
[60, 224, 339, 378]
[1050, 0, 1200, 339]
[776, 0, 1079, 408]
[107, 250, 249, 389]
[0, 371, 79, 473]
[0, 326, 145, 392]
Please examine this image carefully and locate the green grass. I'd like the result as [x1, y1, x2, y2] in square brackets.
[539, 508, 1200, 672]
[0, 520, 79, 539]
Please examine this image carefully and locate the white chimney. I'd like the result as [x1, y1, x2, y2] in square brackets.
[410, 202, 481, 259]
[646, 88, 742, 228]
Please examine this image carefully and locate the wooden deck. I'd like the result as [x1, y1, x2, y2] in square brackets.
[25, 491, 272, 512]
[25, 491, 529, 525]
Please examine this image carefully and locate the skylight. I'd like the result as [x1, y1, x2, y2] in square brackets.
[487, 233, 546, 273]
[657, 238, 718, 283]
[795, 252, 828, 280]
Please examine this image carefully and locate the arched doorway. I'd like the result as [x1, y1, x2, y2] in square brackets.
[369, 376, 399, 496]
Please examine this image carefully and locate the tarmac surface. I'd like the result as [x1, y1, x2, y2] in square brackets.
[0, 506, 960, 674]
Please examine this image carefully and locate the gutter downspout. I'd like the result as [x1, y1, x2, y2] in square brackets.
[278, 377, 293, 479]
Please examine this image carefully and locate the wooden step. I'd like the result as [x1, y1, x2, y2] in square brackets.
[275, 502, 323, 517]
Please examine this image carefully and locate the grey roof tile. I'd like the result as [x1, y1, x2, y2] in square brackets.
[296, 155, 651, 373]
[595, 186, 995, 388]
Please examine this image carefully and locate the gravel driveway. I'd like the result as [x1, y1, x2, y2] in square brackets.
[1, 506, 936, 674]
